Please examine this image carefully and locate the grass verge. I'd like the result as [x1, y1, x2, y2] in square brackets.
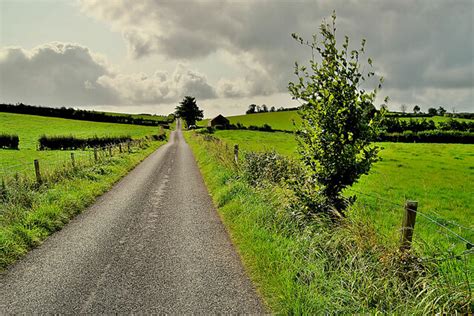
[0, 139, 166, 269]
[184, 131, 472, 314]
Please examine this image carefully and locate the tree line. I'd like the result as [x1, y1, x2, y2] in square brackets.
[245, 104, 300, 114]
[0, 103, 174, 126]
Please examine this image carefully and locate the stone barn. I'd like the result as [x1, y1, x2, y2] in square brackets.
[208, 114, 230, 128]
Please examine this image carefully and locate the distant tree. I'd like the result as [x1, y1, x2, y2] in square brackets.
[428, 107, 438, 116]
[270, 106, 276, 112]
[246, 104, 257, 114]
[261, 104, 268, 112]
[400, 104, 407, 114]
[256, 105, 262, 112]
[413, 105, 421, 114]
[437, 106, 447, 116]
[380, 104, 388, 111]
[289, 12, 384, 216]
[175, 96, 203, 127]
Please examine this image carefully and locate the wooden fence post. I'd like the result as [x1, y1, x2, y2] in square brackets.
[70, 152, 75, 168]
[119, 143, 122, 154]
[127, 141, 131, 153]
[94, 147, 98, 162]
[400, 200, 418, 251]
[34, 159, 42, 184]
[234, 144, 239, 163]
[0, 177, 6, 199]
[108, 145, 112, 157]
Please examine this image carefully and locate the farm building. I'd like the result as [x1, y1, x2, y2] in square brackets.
[208, 114, 230, 128]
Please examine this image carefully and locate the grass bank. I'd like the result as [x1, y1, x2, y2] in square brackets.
[184, 131, 472, 314]
[0, 138, 167, 269]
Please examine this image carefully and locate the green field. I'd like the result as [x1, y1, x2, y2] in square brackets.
[211, 129, 473, 252]
[0, 112, 161, 173]
[201, 111, 301, 130]
[201, 110, 472, 132]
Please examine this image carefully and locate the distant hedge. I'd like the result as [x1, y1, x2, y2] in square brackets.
[148, 133, 167, 141]
[1, 103, 174, 126]
[380, 130, 474, 144]
[38, 135, 132, 150]
[0, 134, 19, 149]
[381, 117, 474, 134]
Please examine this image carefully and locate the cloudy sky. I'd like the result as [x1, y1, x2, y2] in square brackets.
[0, 0, 472, 117]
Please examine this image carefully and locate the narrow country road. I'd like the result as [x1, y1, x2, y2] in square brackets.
[0, 122, 264, 314]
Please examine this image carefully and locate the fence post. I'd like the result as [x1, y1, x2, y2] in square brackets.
[70, 152, 75, 168]
[34, 159, 42, 184]
[400, 200, 418, 251]
[0, 177, 6, 199]
[94, 147, 98, 162]
[108, 145, 112, 157]
[234, 144, 239, 163]
[127, 141, 131, 153]
[119, 143, 122, 154]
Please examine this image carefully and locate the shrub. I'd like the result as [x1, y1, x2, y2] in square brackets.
[38, 135, 132, 150]
[247, 124, 273, 132]
[438, 119, 474, 132]
[289, 12, 384, 215]
[150, 133, 167, 141]
[242, 151, 302, 186]
[0, 134, 19, 149]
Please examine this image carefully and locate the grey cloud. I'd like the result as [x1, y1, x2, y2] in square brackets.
[80, 0, 473, 111]
[0, 42, 119, 106]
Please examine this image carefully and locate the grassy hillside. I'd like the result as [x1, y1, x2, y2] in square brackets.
[0, 112, 161, 172]
[201, 111, 471, 131]
[211, 130, 473, 252]
[201, 111, 301, 130]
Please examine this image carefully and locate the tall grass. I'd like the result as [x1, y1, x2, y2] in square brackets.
[184, 131, 472, 314]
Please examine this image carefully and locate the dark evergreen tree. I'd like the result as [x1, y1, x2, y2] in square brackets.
[175, 96, 203, 126]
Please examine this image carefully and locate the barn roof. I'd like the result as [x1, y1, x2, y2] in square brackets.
[211, 114, 228, 121]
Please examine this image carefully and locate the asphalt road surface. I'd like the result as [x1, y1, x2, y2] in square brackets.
[0, 123, 264, 314]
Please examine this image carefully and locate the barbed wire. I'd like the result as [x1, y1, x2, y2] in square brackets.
[406, 206, 474, 248]
[346, 187, 473, 248]
[423, 209, 474, 232]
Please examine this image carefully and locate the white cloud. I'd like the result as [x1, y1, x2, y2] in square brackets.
[98, 63, 215, 104]
[0, 43, 216, 107]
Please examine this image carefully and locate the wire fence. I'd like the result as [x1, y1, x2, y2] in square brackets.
[0, 139, 150, 191]
[202, 133, 474, 258]
[346, 188, 473, 243]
